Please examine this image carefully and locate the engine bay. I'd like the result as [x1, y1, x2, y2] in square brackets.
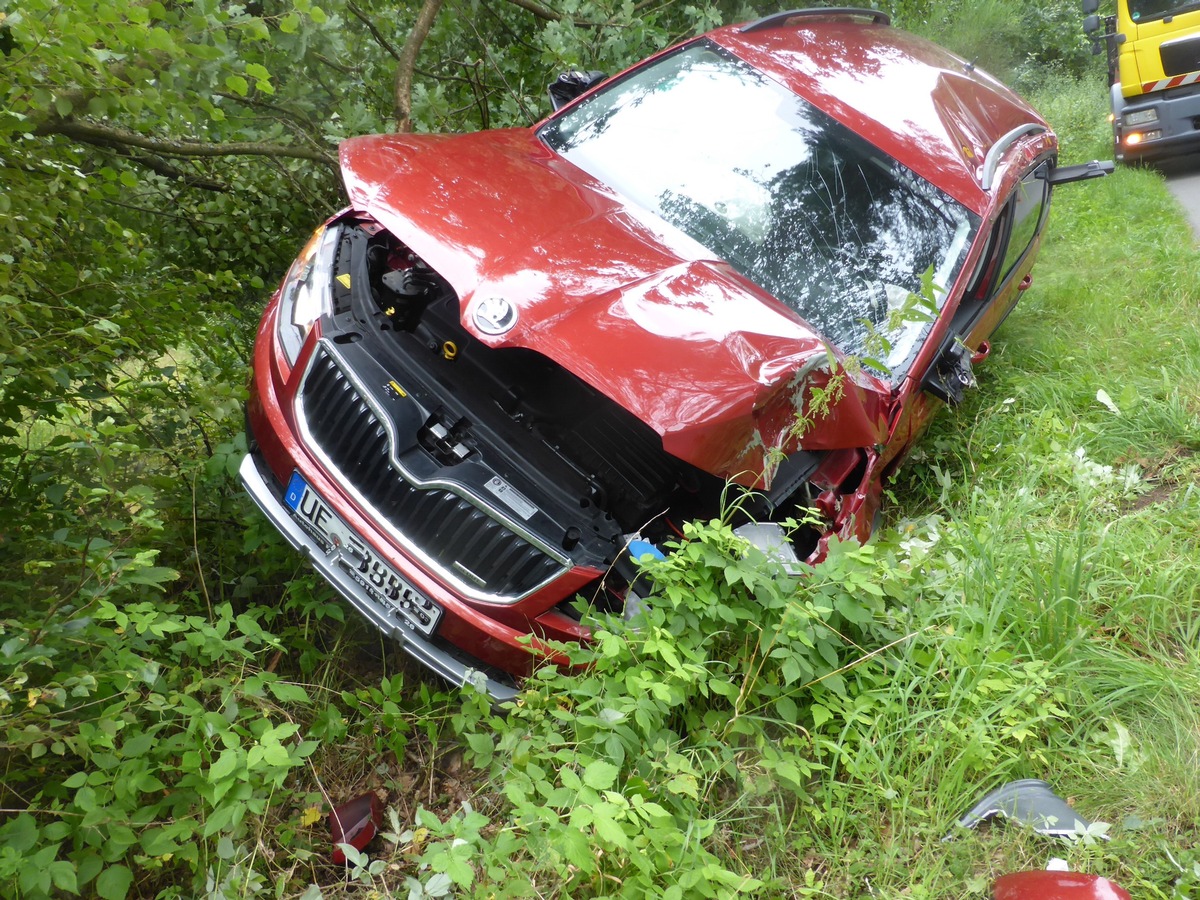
[313, 215, 823, 580]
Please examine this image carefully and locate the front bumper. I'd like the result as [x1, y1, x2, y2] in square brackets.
[240, 451, 521, 703]
[1117, 85, 1200, 162]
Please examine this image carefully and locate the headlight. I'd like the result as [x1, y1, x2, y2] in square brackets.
[276, 224, 340, 365]
[1123, 108, 1158, 127]
[1125, 130, 1162, 146]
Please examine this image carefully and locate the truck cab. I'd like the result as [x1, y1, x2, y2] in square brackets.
[1086, 0, 1200, 161]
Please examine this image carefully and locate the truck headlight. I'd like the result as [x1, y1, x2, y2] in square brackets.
[276, 225, 340, 365]
[1123, 108, 1158, 127]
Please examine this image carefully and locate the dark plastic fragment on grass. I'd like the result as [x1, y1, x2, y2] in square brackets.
[947, 778, 1094, 839]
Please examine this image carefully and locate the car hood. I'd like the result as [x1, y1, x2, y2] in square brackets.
[340, 130, 889, 484]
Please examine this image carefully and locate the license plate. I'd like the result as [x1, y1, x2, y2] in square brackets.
[285, 472, 442, 636]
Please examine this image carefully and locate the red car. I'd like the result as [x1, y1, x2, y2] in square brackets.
[241, 9, 1107, 700]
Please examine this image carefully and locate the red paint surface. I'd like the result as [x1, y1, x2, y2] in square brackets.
[250, 14, 1062, 680]
[993, 871, 1132, 900]
[340, 130, 889, 483]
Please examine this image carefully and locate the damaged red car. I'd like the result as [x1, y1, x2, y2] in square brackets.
[241, 9, 1107, 700]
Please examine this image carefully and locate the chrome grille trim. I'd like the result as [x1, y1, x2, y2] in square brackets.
[294, 340, 569, 603]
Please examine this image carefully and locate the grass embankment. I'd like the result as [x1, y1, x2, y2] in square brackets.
[775, 81, 1200, 896]
[284, 82, 1200, 898]
[3, 81, 1196, 900]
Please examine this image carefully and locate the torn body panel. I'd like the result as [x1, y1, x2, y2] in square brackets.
[243, 11, 1086, 695]
[340, 132, 890, 484]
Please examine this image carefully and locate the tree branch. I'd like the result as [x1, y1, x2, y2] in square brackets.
[212, 90, 343, 159]
[94, 194, 225, 225]
[500, 0, 563, 22]
[313, 51, 357, 75]
[462, 59, 489, 130]
[114, 148, 228, 192]
[464, 8, 537, 124]
[496, 0, 609, 28]
[394, 0, 446, 132]
[346, 0, 403, 61]
[34, 118, 338, 169]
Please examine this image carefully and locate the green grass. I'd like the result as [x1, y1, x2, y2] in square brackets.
[256, 80, 1200, 899]
[808, 81, 1200, 899]
[5, 68, 1198, 900]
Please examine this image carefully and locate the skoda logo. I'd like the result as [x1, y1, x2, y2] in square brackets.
[471, 296, 518, 335]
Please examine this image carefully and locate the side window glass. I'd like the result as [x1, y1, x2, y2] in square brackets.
[998, 163, 1050, 284]
[964, 215, 1004, 303]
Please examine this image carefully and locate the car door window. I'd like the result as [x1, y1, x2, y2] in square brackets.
[998, 163, 1050, 286]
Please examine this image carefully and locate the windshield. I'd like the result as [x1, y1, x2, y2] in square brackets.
[539, 41, 978, 380]
[1129, 0, 1200, 21]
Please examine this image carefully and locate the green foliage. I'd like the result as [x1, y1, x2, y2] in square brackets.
[0, 1, 779, 894]
[427, 518, 895, 898]
[892, 0, 1100, 90]
[0, 592, 321, 897]
[1, 1, 1197, 897]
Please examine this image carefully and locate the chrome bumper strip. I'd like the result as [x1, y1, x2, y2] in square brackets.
[239, 453, 520, 703]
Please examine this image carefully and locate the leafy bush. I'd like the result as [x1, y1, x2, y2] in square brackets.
[410, 518, 899, 898]
[895, 0, 1100, 90]
[0, 592, 320, 898]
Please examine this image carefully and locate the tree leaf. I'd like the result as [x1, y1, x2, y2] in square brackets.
[49, 861, 77, 894]
[582, 759, 619, 790]
[592, 807, 627, 848]
[209, 748, 240, 782]
[94, 864, 133, 900]
[300, 806, 322, 828]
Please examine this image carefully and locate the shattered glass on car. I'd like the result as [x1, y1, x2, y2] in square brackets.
[540, 41, 980, 378]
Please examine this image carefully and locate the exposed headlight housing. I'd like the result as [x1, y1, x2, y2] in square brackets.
[1123, 108, 1158, 127]
[276, 224, 340, 365]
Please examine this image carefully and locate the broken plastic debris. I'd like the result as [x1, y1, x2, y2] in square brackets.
[329, 792, 383, 864]
[992, 871, 1131, 900]
[947, 779, 1095, 840]
[733, 523, 805, 575]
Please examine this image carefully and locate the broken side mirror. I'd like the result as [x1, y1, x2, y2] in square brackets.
[1048, 159, 1114, 185]
[548, 70, 608, 111]
[923, 339, 976, 406]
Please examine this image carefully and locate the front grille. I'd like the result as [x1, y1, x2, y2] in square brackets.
[299, 346, 564, 598]
[1162, 36, 1200, 77]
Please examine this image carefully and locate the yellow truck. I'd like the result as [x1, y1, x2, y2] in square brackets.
[1084, 0, 1200, 161]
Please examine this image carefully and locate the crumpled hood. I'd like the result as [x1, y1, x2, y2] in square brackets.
[340, 130, 889, 484]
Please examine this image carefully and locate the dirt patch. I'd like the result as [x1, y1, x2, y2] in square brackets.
[1121, 446, 1197, 512]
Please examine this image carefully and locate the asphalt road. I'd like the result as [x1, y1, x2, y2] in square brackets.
[1157, 154, 1200, 239]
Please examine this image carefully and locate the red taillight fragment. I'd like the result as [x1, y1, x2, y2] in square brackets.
[329, 792, 383, 864]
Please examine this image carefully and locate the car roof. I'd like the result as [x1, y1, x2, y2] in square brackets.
[708, 13, 1051, 213]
